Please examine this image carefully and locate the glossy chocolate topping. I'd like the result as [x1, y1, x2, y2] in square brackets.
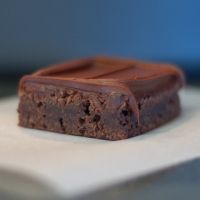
[19, 56, 185, 122]
[33, 56, 184, 81]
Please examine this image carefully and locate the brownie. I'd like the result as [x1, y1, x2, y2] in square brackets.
[18, 56, 185, 140]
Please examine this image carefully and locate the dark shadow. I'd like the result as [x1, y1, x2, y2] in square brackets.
[0, 167, 62, 200]
[74, 158, 200, 200]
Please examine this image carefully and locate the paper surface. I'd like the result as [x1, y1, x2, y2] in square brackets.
[0, 88, 200, 198]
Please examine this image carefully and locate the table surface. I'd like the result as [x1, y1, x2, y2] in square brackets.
[0, 78, 200, 200]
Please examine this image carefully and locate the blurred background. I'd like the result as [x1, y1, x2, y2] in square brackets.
[0, 0, 200, 97]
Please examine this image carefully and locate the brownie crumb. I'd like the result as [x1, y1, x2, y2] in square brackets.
[93, 114, 101, 122]
[59, 118, 65, 131]
[79, 117, 85, 125]
[37, 102, 43, 108]
[83, 100, 91, 116]
[121, 109, 129, 116]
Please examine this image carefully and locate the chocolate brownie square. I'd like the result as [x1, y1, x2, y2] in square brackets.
[18, 56, 184, 140]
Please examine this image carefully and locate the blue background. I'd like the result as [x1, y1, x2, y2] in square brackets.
[0, 0, 199, 77]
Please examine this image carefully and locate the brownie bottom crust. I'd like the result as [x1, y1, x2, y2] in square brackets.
[18, 83, 180, 140]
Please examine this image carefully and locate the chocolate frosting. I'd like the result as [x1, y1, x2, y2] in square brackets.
[19, 56, 185, 122]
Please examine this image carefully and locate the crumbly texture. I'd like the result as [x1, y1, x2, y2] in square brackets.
[18, 82, 180, 140]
